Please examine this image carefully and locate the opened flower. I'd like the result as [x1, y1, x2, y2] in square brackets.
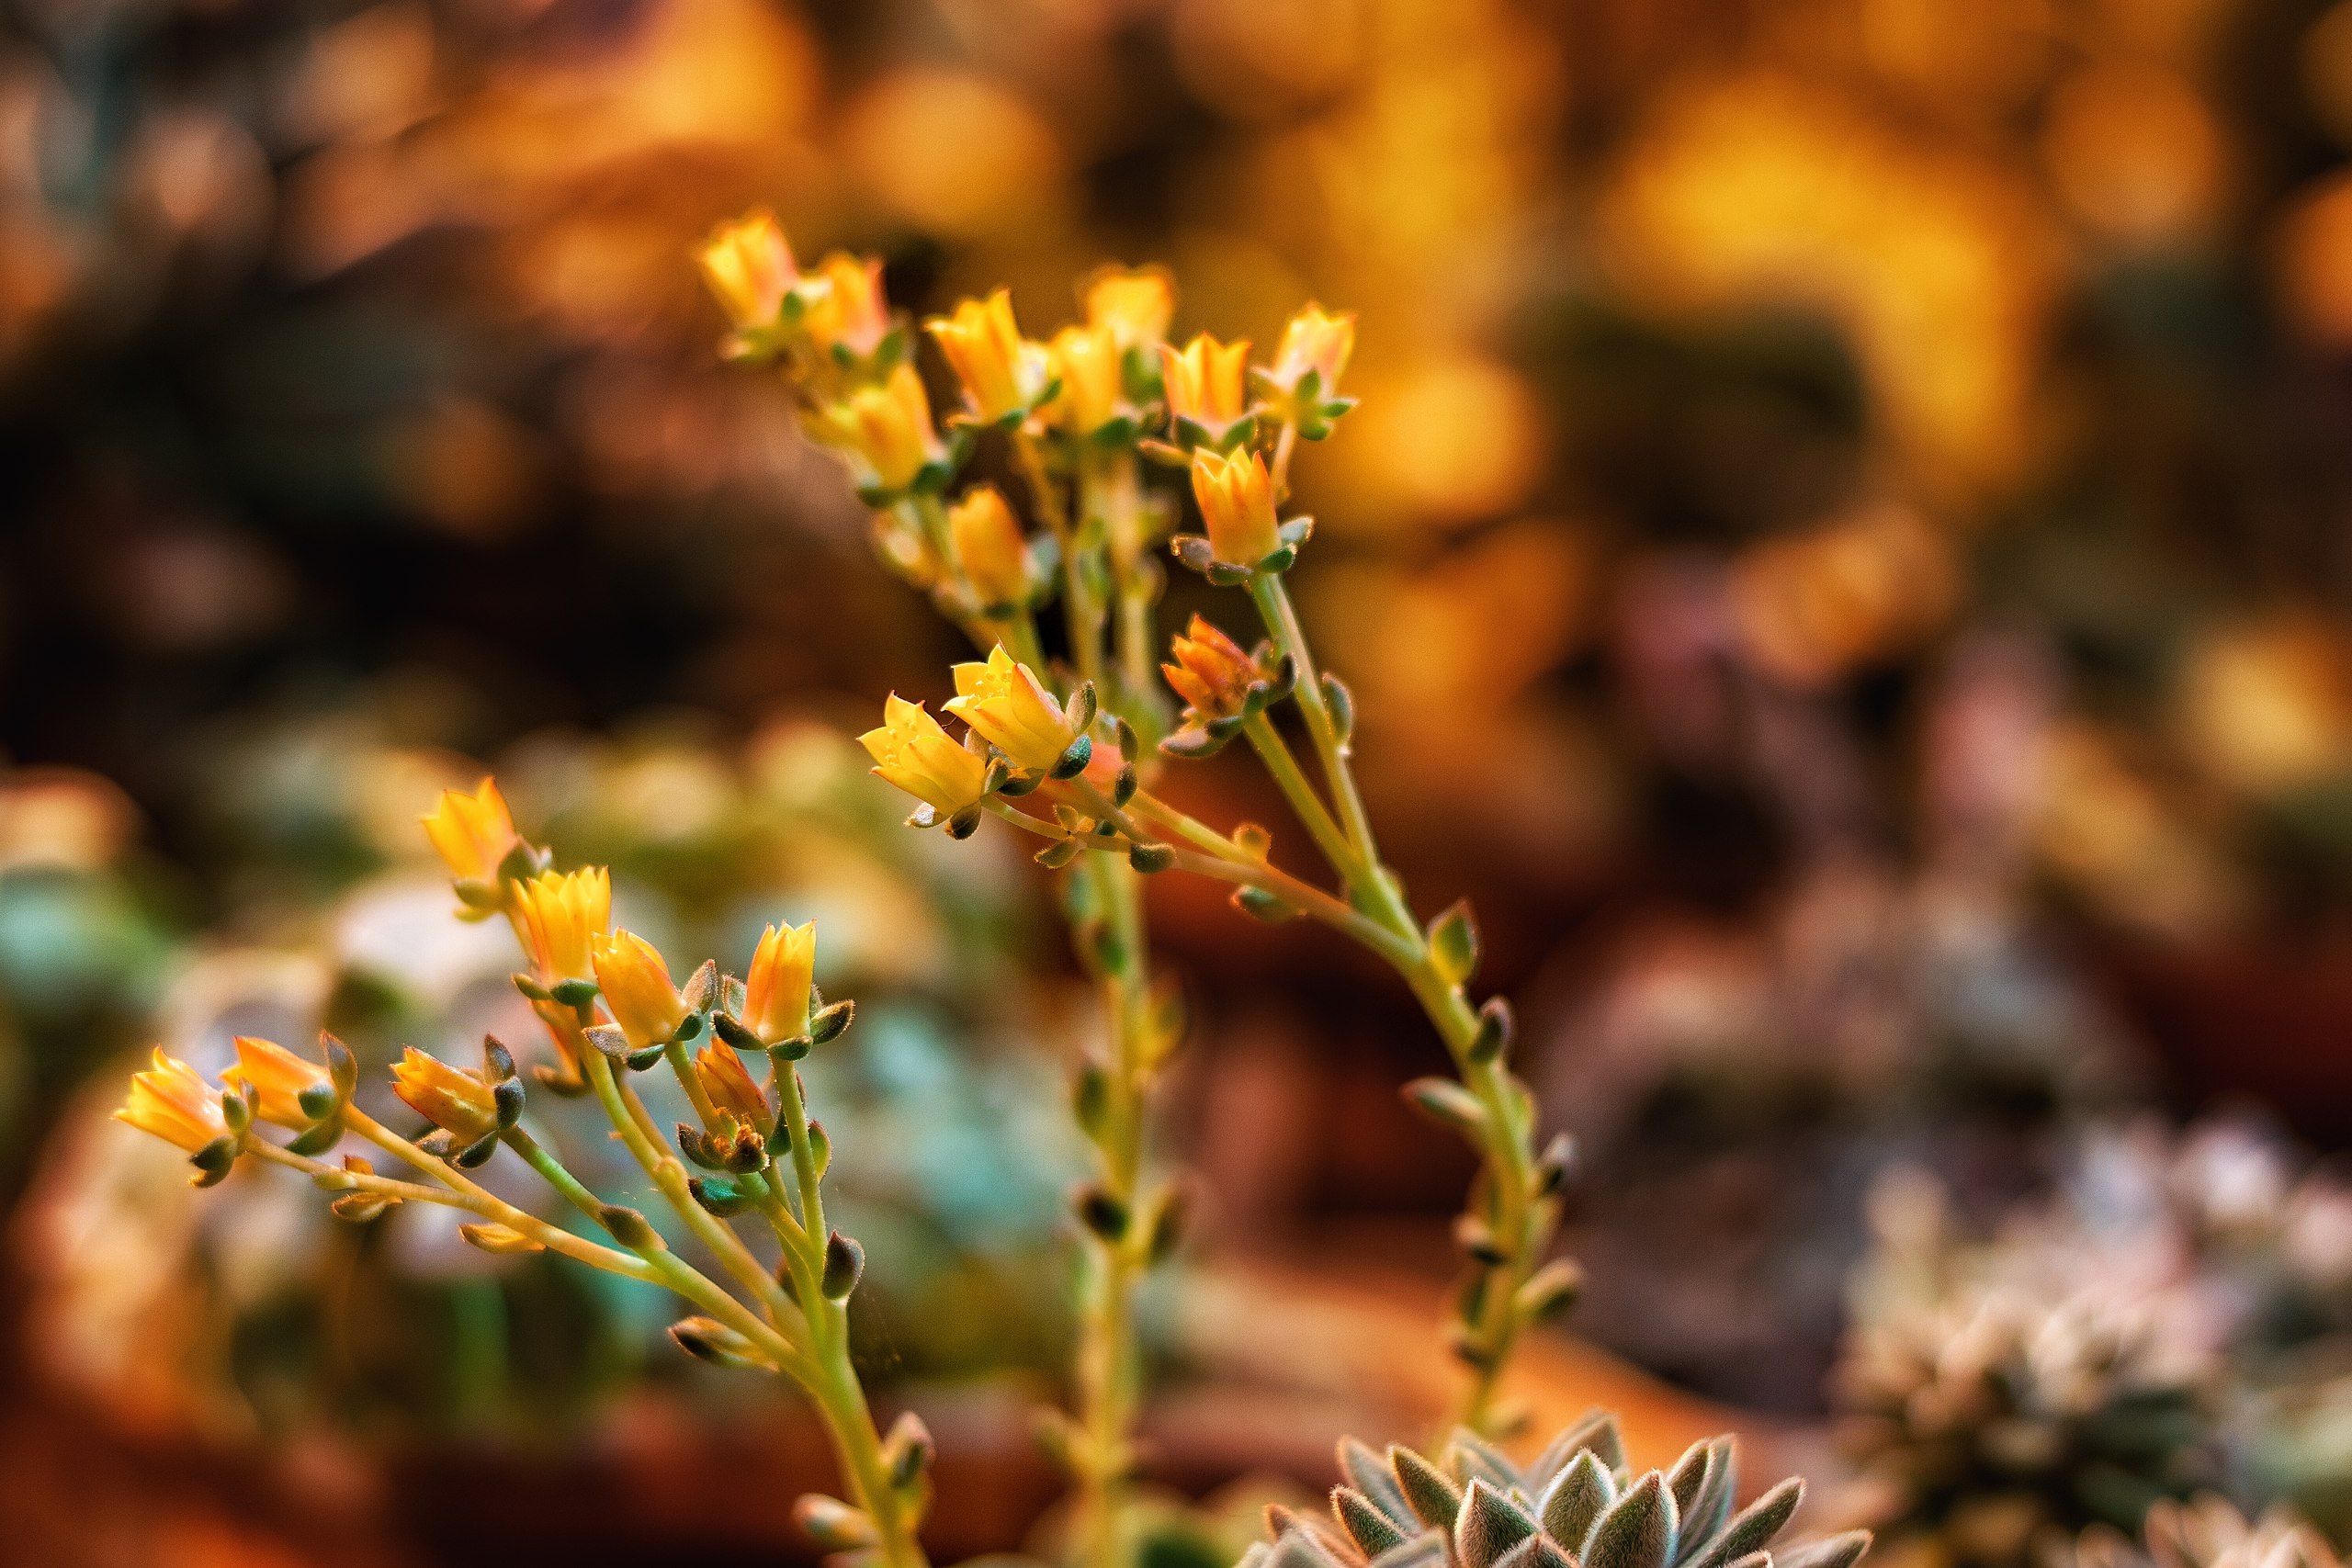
[860, 695, 991, 820]
[821, 364, 944, 493]
[697, 210, 798, 333]
[1046, 324, 1125, 437]
[946, 645, 1079, 772]
[1270, 303, 1355, 396]
[592, 930, 687, 1051]
[744, 920, 818, 1043]
[225, 1035, 329, 1130]
[1083, 266, 1174, 351]
[117, 1048, 226, 1154]
[928, 291, 1047, 424]
[1190, 446, 1282, 567]
[516, 866, 613, 984]
[949, 487, 1033, 609]
[423, 777, 518, 885]
[1161, 333, 1252, 444]
[802, 252, 892, 360]
[390, 1047, 501, 1144]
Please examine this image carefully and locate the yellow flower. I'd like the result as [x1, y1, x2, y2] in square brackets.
[422, 777, 518, 884]
[859, 694, 991, 818]
[1271, 303, 1356, 395]
[946, 644, 1078, 772]
[591, 930, 686, 1050]
[390, 1047, 501, 1144]
[694, 1043, 772, 1131]
[820, 364, 943, 492]
[516, 866, 612, 983]
[1190, 446, 1282, 566]
[1084, 266, 1175, 351]
[225, 1035, 329, 1130]
[949, 486, 1032, 608]
[1161, 333, 1252, 435]
[752, 921, 828, 1043]
[802, 252, 892, 359]
[743, 920, 817, 1043]
[927, 290, 1045, 423]
[116, 1048, 225, 1153]
[697, 210, 798, 333]
[1164, 616, 1261, 720]
[1046, 324, 1125, 436]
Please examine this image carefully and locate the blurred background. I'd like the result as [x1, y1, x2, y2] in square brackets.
[3, 0, 2351, 1563]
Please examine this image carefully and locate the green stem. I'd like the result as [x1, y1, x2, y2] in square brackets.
[1249, 574, 1377, 859]
[1240, 713, 1354, 874]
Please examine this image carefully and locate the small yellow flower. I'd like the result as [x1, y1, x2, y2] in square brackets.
[591, 930, 687, 1051]
[422, 777, 518, 885]
[1190, 446, 1282, 566]
[743, 920, 817, 1043]
[859, 694, 992, 819]
[946, 645, 1078, 772]
[1164, 616, 1261, 720]
[390, 1047, 501, 1144]
[950, 486, 1032, 608]
[225, 1035, 329, 1130]
[116, 1048, 226, 1154]
[516, 866, 613, 983]
[1045, 324, 1125, 436]
[1271, 303, 1355, 395]
[927, 290, 1046, 424]
[802, 252, 892, 359]
[1084, 266, 1175, 351]
[820, 364, 944, 492]
[694, 1043, 771, 1131]
[1161, 333, 1252, 436]
[697, 210, 798, 333]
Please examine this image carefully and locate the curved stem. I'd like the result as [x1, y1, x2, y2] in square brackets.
[1241, 713, 1353, 874]
[1248, 574, 1377, 860]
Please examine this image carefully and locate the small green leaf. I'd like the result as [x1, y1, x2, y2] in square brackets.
[1582, 1472, 1676, 1568]
[1429, 900, 1480, 987]
[1538, 1450, 1616, 1551]
[1402, 1077, 1487, 1136]
[1389, 1445, 1462, 1530]
[1454, 1481, 1538, 1568]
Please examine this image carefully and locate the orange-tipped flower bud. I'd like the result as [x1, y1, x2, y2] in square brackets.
[1160, 333, 1252, 437]
[422, 778, 518, 885]
[821, 364, 944, 492]
[1083, 266, 1175, 351]
[592, 930, 687, 1050]
[515, 866, 613, 984]
[1046, 324, 1125, 436]
[946, 645, 1078, 772]
[1164, 616, 1261, 721]
[695, 1043, 772, 1131]
[116, 1048, 226, 1153]
[928, 291, 1046, 423]
[225, 1035, 330, 1130]
[1190, 446, 1282, 567]
[743, 920, 818, 1043]
[859, 695, 991, 819]
[803, 252, 892, 359]
[949, 487, 1032, 608]
[390, 1047, 501, 1144]
[697, 210, 798, 333]
[1271, 303, 1355, 396]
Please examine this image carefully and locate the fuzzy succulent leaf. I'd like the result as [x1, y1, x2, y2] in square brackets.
[1336, 1489, 1414, 1559]
[1776, 1533, 1871, 1568]
[1539, 1450, 1618, 1551]
[1495, 1538, 1580, 1568]
[1456, 1481, 1541, 1568]
[1393, 1445, 1465, 1531]
[1341, 1437, 1419, 1530]
[1690, 1480, 1804, 1568]
[1585, 1472, 1678, 1568]
[1446, 1429, 1522, 1493]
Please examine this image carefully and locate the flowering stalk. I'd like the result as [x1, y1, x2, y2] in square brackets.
[116, 781, 932, 1568]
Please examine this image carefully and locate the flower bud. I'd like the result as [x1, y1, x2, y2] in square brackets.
[225, 1035, 331, 1130]
[1046, 323, 1125, 436]
[696, 210, 798, 333]
[1084, 266, 1174, 351]
[859, 695, 991, 819]
[422, 777, 518, 885]
[802, 252, 891, 359]
[1270, 303, 1356, 396]
[515, 866, 613, 985]
[390, 1047, 502, 1145]
[928, 290, 1046, 423]
[693, 1043, 772, 1133]
[742, 920, 817, 1044]
[1160, 333, 1251, 440]
[945, 645, 1080, 772]
[116, 1048, 227, 1154]
[949, 486, 1033, 608]
[1163, 615, 1261, 721]
[1190, 446, 1281, 566]
[591, 930, 687, 1051]
[820, 364, 944, 492]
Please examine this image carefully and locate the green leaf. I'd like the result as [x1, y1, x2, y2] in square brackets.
[1402, 1077, 1487, 1137]
[1322, 671, 1355, 748]
[1494, 1538, 1578, 1568]
[1389, 1446, 1463, 1531]
[1773, 1532, 1871, 1568]
[1454, 1481, 1538, 1568]
[1582, 1472, 1676, 1568]
[1340, 1437, 1419, 1530]
[1689, 1483, 1804, 1568]
[1429, 900, 1480, 987]
[1336, 1488, 1411, 1558]
[1538, 1450, 1616, 1551]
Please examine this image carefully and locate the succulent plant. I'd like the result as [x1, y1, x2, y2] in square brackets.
[1241, 1409, 1871, 1568]
[2073, 1495, 2342, 1568]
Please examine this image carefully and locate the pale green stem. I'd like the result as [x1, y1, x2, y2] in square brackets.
[1240, 713, 1353, 874]
[1248, 573, 1377, 859]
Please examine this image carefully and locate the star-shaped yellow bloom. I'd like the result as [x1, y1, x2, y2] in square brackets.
[859, 695, 991, 819]
[946, 645, 1076, 772]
